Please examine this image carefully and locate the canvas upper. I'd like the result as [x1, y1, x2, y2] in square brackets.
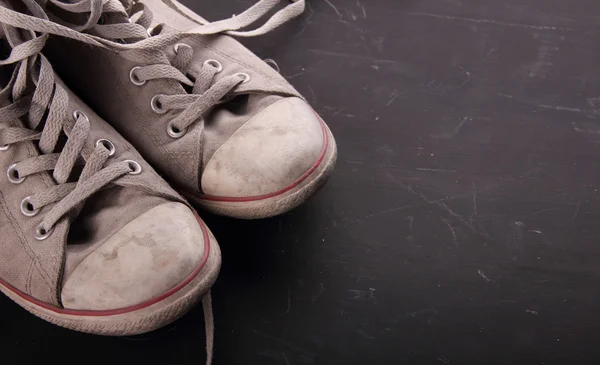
[37, 0, 337, 218]
[0, 0, 217, 329]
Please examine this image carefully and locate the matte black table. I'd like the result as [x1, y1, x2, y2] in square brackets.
[3, 0, 600, 364]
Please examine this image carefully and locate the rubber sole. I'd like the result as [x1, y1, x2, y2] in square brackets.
[0, 212, 221, 336]
[187, 119, 338, 219]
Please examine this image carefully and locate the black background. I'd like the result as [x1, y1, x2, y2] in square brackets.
[4, 0, 600, 364]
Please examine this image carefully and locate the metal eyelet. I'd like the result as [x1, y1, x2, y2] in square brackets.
[146, 26, 155, 37]
[7, 163, 24, 184]
[124, 160, 142, 175]
[150, 94, 167, 114]
[0, 144, 9, 151]
[233, 72, 251, 83]
[72, 110, 89, 123]
[96, 138, 116, 157]
[203, 59, 223, 73]
[167, 121, 187, 139]
[173, 43, 192, 54]
[34, 224, 53, 241]
[147, 24, 163, 37]
[20, 196, 39, 217]
[263, 58, 280, 73]
[129, 66, 146, 86]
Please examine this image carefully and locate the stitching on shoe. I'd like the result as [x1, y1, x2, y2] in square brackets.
[25, 261, 34, 294]
[0, 189, 54, 293]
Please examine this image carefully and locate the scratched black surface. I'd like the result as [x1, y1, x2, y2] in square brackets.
[3, 0, 600, 364]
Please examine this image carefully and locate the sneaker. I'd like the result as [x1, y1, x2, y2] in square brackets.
[40, 0, 337, 219]
[0, 0, 221, 344]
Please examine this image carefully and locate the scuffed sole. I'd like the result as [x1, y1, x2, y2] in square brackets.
[189, 122, 337, 219]
[0, 213, 221, 336]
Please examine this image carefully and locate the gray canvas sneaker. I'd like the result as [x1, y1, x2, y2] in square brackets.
[0, 0, 221, 344]
[34, 0, 337, 219]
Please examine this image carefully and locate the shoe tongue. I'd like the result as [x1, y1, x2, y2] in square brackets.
[142, 0, 205, 32]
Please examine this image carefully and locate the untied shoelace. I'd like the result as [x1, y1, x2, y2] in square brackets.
[0, 1, 305, 364]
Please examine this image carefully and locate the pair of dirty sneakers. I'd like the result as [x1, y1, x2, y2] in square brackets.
[0, 0, 336, 357]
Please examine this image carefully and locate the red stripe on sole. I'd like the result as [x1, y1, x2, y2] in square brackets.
[0, 209, 211, 317]
[194, 111, 330, 203]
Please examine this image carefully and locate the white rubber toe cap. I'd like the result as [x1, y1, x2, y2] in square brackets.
[61, 202, 205, 311]
[201, 97, 325, 198]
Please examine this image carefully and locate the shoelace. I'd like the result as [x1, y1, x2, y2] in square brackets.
[131, 42, 250, 137]
[0, 0, 304, 139]
[0, 1, 300, 362]
[0, 11, 216, 363]
[0, 0, 135, 241]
